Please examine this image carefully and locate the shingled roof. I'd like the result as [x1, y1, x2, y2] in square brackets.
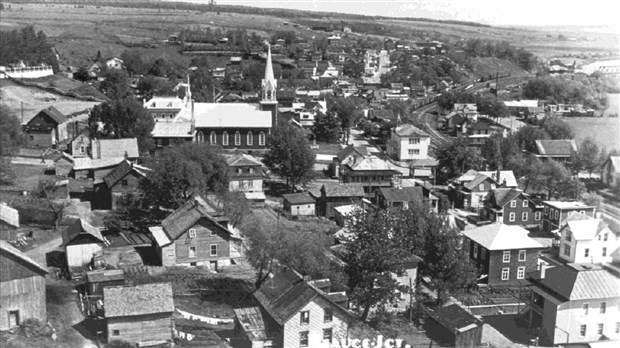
[464, 173, 494, 191]
[322, 183, 365, 198]
[226, 153, 263, 167]
[533, 264, 620, 301]
[393, 124, 429, 137]
[336, 145, 371, 162]
[0, 203, 19, 229]
[535, 139, 577, 157]
[61, 218, 104, 247]
[378, 187, 423, 204]
[283, 192, 316, 205]
[159, 195, 231, 241]
[104, 283, 174, 317]
[91, 138, 139, 159]
[102, 160, 149, 188]
[486, 188, 524, 208]
[430, 304, 481, 333]
[0, 240, 48, 275]
[34, 106, 67, 125]
[462, 223, 544, 251]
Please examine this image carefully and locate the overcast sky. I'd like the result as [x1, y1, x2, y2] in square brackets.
[182, 0, 618, 28]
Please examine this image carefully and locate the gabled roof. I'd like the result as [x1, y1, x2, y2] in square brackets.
[378, 187, 423, 203]
[159, 196, 231, 241]
[72, 157, 124, 171]
[464, 173, 494, 191]
[430, 304, 481, 333]
[478, 170, 518, 187]
[61, 218, 104, 247]
[226, 153, 263, 167]
[151, 122, 194, 138]
[336, 145, 370, 162]
[347, 156, 399, 172]
[0, 203, 19, 228]
[371, 109, 395, 120]
[254, 269, 348, 326]
[322, 183, 365, 198]
[192, 103, 272, 128]
[543, 201, 594, 210]
[393, 124, 429, 137]
[233, 307, 269, 341]
[0, 240, 48, 275]
[604, 156, 620, 173]
[103, 160, 149, 188]
[535, 139, 577, 156]
[92, 138, 139, 159]
[561, 213, 615, 241]
[462, 223, 544, 250]
[104, 283, 174, 317]
[143, 96, 184, 109]
[32, 106, 67, 125]
[487, 188, 524, 207]
[534, 264, 620, 301]
[283, 192, 316, 205]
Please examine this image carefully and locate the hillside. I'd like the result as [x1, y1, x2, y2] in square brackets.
[469, 57, 528, 78]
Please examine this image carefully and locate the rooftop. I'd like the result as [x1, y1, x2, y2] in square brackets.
[158, 195, 231, 242]
[378, 186, 423, 203]
[430, 304, 481, 333]
[233, 307, 269, 341]
[92, 138, 139, 159]
[532, 264, 620, 301]
[144, 96, 185, 110]
[0, 240, 48, 275]
[104, 283, 174, 317]
[461, 223, 544, 250]
[322, 183, 365, 198]
[103, 160, 149, 188]
[225, 153, 263, 167]
[151, 121, 194, 138]
[61, 218, 104, 247]
[347, 156, 399, 172]
[535, 139, 577, 157]
[282, 192, 316, 205]
[562, 213, 616, 240]
[0, 202, 19, 228]
[192, 103, 272, 129]
[393, 123, 429, 138]
[32, 106, 67, 125]
[543, 201, 594, 210]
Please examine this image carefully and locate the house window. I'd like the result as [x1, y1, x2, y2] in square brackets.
[585, 248, 590, 258]
[249, 168, 254, 174]
[112, 330, 120, 336]
[616, 322, 619, 333]
[29, 135, 34, 141]
[535, 212, 541, 221]
[522, 212, 528, 221]
[408, 149, 420, 155]
[480, 248, 486, 260]
[478, 184, 484, 191]
[188, 229, 196, 238]
[409, 137, 420, 144]
[566, 231, 572, 242]
[522, 200, 528, 208]
[259, 131, 266, 146]
[237, 168, 243, 174]
[544, 206, 549, 216]
[235, 131, 241, 146]
[8, 310, 19, 328]
[223, 131, 229, 146]
[580, 325, 587, 337]
[509, 213, 516, 222]
[503, 251, 510, 263]
[121, 179, 128, 187]
[300, 311, 310, 325]
[604, 233, 608, 241]
[501, 268, 510, 280]
[300, 331, 309, 347]
[189, 246, 196, 258]
[80, 146, 85, 153]
[510, 200, 517, 208]
[473, 244, 478, 259]
[603, 247, 607, 257]
[517, 266, 525, 279]
[564, 244, 571, 256]
[324, 308, 333, 322]
[196, 131, 204, 143]
[247, 131, 253, 146]
[491, 184, 496, 190]
[554, 210, 559, 219]
[210, 131, 217, 145]
[210, 244, 217, 256]
[518, 250, 526, 262]
[580, 210, 585, 214]
[323, 328, 333, 343]
[600, 302, 606, 314]
[247, 180, 254, 188]
[583, 303, 589, 315]
[598, 323, 604, 335]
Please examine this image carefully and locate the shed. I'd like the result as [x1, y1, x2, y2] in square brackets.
[61, 218, 105, 268]
[104, 282, 174, 345]
[86, 269, 125, 296]
[282, 193, 316, 216]
[426, 304, 483, 348]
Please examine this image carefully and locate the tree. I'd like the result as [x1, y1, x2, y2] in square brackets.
[312, 112, 342, 142]
[99, 68, 131, 99]
[541, 116, 574, 140]
[263, 125, 316, 191]
[88, 97, 155, 154]
[515, 125, 549, 153]
[480, 133, 520, 170]
[435, 137, 484, 183]
[343, 59, 364, 79]
[573, 136, 602, 175]
[582, 192, 603, 210]
[120, 49, 146, 75]
[73, 66, 90, 82]
[189, 57, 219, 102]
[476, 94, 508, 118]
[0, 106, 25, 184]
[437, 91, 458, 111]
[139, 143, 229, 212]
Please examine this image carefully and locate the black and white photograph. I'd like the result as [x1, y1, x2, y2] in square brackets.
[0, 0, 619, 347]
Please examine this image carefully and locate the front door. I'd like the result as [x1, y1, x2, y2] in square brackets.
[210, 261, 218, 272]
[8, 310, 19, 328]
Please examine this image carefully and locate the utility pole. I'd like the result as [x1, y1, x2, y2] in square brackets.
[495, 71, 499, 97]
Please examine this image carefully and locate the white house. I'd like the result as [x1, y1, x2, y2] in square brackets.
[386, 124, 431, 161]
[105, 57, 125, 70]
[558, 212, 620, 264]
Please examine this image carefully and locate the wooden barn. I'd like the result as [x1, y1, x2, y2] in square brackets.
[61, 218, 105, 269]
[282, 192, 316, 216]
[103, 283, 174, 346]
[94, 160, 150, 210]
[425, 304, 483, 348]
[23, 106, 69, 147]
[0, 202, 19, 241]
[0, 240, 48, 330]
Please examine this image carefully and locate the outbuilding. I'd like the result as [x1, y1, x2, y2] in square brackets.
[426, 304, 483, 348]
[282, 192, 316, 216]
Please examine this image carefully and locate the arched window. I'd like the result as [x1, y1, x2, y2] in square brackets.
[222, 131, 229, 146]
[234, 131, 241, 146]
[247, 131, 253, 146]
[259, 132, 266, 146]
[196, 131, 204, 143]
[210, 131, 217, 145]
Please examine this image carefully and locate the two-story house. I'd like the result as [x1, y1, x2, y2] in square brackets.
[462, 223, 546, 286]
[386, 124, 431, 161]
[314, 183, 365, 219]
[225, 154, 264, 194]
[527, 263, 620, 345]
[254, 269, 352, 348]
[455, 173, 498, 210]
[332, 145, 372, 179]
[533, 139, 577, 163]
[376, 186, 425, 210]
[480, 188, 543, 228]
[341, 156, 402, 198]
[558, 213, 620, 264]
[148, 196, 242, 271]
[23, 106, 69, 147]
[96, 160, 150, 210]
[542, 201, 596, 235]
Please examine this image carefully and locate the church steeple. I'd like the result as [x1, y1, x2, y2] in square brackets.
[261, 44, 277, 104]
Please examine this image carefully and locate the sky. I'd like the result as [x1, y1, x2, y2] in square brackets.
[176, 0, 619, 28]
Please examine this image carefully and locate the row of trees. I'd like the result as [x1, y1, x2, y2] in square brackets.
[0, 25, 59, 72]
[460, 39, 536, 71]
[523, 76, 609, 110]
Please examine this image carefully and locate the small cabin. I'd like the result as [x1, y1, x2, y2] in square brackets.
[282, 193, 316, 216]
[426, 304, 483, 348]
[61, 218, 105, 269]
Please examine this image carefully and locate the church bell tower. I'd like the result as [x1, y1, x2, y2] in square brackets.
[260, 44, 278, 128]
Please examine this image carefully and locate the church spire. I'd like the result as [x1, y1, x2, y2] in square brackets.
[261, 43, 277, 103]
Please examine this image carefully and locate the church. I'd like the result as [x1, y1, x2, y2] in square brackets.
[147, 45, 278, 150]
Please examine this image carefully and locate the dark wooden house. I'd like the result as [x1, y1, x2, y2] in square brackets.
[480, 188, 543, 229]
[94, 160, 149, 210]
[148, 195, 242, 271]
[103, 282, 174, 346]
[315, 183, 365, 218]
[0, 240, 48, 330]
[376, 186, 424, 210]
[23, 106, 69, 147]
[426, 304, 483, 348]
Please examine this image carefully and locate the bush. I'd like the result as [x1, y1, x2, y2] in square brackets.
[19, 318, 53, 338]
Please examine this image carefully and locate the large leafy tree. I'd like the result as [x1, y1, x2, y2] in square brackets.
[139, 143, 229, 212]
[515, 125, 549, 153]
[263, 125, 316, 191]
[120, 49, 147, 76]
[477, 94, 508, 118]
[573, 136, 603, 175]
[88, 97, 155, 154]
[0, 25, 59, 72]
[541, 116, 574, 140]
[435, 137, 484, 183]
[312, 112, 342, 142]
[0, 106, 25, 184]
